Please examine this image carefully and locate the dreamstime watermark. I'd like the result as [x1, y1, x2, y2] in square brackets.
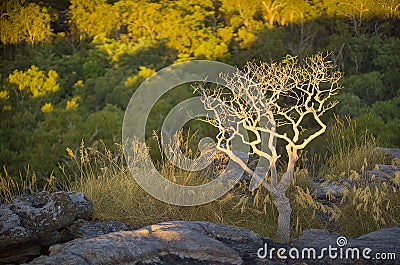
[257, 236, 396, 261]
[122, 60, 275, 206]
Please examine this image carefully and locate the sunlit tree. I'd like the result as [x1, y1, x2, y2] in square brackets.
[18, 3, 52, 45]
[198, 54, 342, 241]
[8, 65, 59, 99]
[0, 2, 52, 46]
[117, 0, 162, 41]
[261, 0, 286, 28]
[69, 0, 119, 39]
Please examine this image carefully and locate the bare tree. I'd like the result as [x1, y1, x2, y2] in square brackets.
[198, 53, 342, 242]
[262, 0, 286, 29]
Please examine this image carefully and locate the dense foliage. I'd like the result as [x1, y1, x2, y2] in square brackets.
[0, 0, 399, 179]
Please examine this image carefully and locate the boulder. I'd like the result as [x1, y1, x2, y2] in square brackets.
[0, 191, 92, 264]
[68, 219, 130, 238]
[367, 164, 400, 179]
[26, 221, 287, 265]
[357, 224, 400, 255]
[312, 180, 347, 199]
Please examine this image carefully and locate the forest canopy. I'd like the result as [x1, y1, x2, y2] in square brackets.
[0, 0, 399, 179]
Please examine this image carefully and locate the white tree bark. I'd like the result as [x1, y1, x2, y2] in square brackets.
[198, 53, 342, 243]
[273, 191, 292, 242]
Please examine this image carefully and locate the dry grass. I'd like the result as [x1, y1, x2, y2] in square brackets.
[338, 173, 400, 237]
[324, 115, 388, 179]
[64, 133, 338, 239]
[319, 115, 400, 237]
[65, 137, 273, 233]
[0, 166, 56, 203]
[2, 118, 399, 240]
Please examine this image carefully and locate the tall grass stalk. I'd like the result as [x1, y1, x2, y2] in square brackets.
[0, 165, 56, 202]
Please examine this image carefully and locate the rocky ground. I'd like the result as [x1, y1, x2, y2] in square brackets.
[1, 148, 399, 265]
[1, 191, 399, 264]
[311, 147, 400, 199]
[23, 220, 400, 265]
[0, 191, 129, 264]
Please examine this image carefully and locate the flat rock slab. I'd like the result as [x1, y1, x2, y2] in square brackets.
[292, 224, 400, 264]
[313, 181, 347, 199]
[26, 221, 287, 265]
[22, 220, 400, 265]
[377, 148, 400, 160]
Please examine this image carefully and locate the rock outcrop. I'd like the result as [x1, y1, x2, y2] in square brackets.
[0, 191, 92, 264]
[312, 148, 400, 199]
[292, 224, 400, 264]
[208, 148, 400, 199]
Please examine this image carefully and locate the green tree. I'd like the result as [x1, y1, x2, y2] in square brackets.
[335, 92, 368, 117]
[371, 97, 400, 124]
[373, 37, 400, 99]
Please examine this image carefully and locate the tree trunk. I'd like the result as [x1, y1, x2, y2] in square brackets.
[272, 149, 297, 242]
[272, 191, 292, 242]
